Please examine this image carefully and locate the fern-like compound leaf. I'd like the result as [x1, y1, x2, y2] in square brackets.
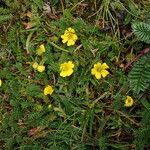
[128, 53, 150, 94]
[132, 22, 150, 44]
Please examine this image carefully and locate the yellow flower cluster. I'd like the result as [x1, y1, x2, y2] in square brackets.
[28, 27, 135, 109]
[58, 61, 110, 80]
[59, 61, 110, 80]
[31, 44, 46, 72]
[60, 28, 110, 79]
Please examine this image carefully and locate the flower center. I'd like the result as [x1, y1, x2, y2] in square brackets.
[67, 32, 74, 40]
[62, 65, 69, 71]
[97, 67, 102, 72]
[127, 99, 131, 103]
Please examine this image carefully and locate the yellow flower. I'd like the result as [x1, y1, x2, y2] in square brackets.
[91, 62, 109, 79]
[0, 79, 2, 87]
[48, 104, 52, 109]
[124, 96, 134, 107]
[32, 62, 38, 69]
[61, 27, 78, 46]
[44, 85, 54, 95]
[36, 44, 45, 56]
[37, 65, 45, 72]
[60, 61, 75, 77]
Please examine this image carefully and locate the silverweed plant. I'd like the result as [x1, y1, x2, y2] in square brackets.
[0, 0, 150, 150]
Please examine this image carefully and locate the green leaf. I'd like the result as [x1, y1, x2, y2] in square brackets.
[128, 53, 150, 94]
[132, 22, 150, 44]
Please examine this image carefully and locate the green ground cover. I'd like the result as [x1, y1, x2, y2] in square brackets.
[0, 0, 150, 149]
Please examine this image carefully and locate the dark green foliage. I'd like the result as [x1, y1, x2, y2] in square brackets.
[135, 127, 150, 150]
[130, 23, 150, 150]
[132, 22, 150, 44]
[134, 99, 150, 150]
[128, 53, 150, 94]
[98, 136, 109, 150]
[0, 7, 12, 23]
[0, 14, 12, 22]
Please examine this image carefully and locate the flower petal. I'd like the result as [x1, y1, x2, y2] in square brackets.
[101, 63, 109, 69]
[60, 71, 66, 77]
[32, 62, 38, 69]
[61, 35, 65, 39]
[91, 68, 97, 75]
[60, 69, 73, 77]
[68, 27, 75, 33]
[101, 70, 109, 78]
[94, 63, 101, 68]
[36, 49, 43, 56]
[73, 34, 78, 40]
[62, 39, 68, 43]
[39, 44, 45, 52]
[0, 79, 2, 87]
[68, 61, 74, 68]
[66, 69, 73, 76]
[95, 72, 101, 79]
[67, 40, 75, 46]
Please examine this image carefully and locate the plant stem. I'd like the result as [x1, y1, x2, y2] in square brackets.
[47, 40, 69, 53]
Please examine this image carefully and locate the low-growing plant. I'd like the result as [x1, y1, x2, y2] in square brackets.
[0, 0, 150, 150]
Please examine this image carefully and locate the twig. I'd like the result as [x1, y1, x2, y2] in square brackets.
[124, 48, 150, 71]
[70, 0, 85, 11]
[74, 44, 82, 52]
[60, 0, 64, 13]
[106, 108, 140, 127]
[115, 110, 140, 127]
